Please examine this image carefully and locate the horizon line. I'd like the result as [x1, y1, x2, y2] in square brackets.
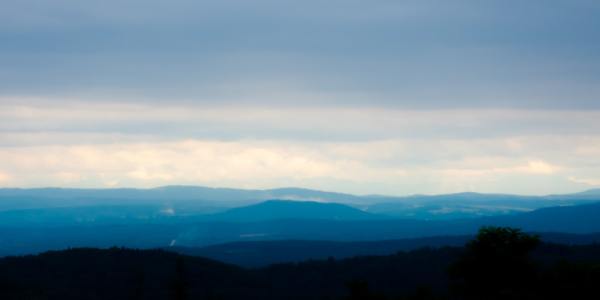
[0, 184, 596, 198]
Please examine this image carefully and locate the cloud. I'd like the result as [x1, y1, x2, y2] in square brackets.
[0, 100, 598, 194]
[568, 176, 600, 187]
[54, 171, 84, 183]
[128, 169, 175, 181]
[2, 101, 600, 143]
[520, 160, 559, 175]
[0, 171, 11, 183]
[438, 160, 560, 177]
[0, 137, 593, 195]
[1, 1, 599, 108]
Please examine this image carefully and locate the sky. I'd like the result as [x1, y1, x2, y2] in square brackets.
[1, 0, 600, 195]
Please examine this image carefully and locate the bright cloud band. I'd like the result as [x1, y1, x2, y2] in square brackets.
[1, 101, 599, 195]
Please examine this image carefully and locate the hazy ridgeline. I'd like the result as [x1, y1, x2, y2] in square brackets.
[1, 187, 600, 257]
[1, 187, 600, 299]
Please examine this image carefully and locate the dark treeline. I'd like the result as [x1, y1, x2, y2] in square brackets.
[1, 227, 599, 300]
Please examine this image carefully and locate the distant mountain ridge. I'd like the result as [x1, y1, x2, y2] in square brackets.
[2, 186, 600, 257]
[574, 188, 600, 196]
[3, 200, 600, 257]
[0, 199, 382, 226]
[0, 186, 366, 213]
[2, 186, 599, 220]
[205, 200, 380, 222]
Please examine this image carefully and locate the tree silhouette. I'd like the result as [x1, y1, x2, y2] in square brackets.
[171, 257, 188, 300]
[449, 227, 540, 300]
[343, 280, 387, 300]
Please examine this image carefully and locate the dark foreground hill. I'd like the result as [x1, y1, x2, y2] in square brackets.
[1, 233, 600, 300]
[0, 247, 457, 300]
[170, 232, 600, 267]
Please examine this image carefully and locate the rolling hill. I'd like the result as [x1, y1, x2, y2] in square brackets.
[2, 243, 600, 300]
[2, 186, 600, 221]
[205, 200, 381, 222]
[2, 200, 600, 257]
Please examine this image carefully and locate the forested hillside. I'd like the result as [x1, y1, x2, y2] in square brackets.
[1, 228, 599, 300]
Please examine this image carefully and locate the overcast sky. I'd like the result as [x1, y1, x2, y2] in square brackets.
[1, 0, 600, 195]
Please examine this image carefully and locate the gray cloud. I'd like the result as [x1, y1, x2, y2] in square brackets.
[2, 104, 600, 143]
[1, 0, 599, 108]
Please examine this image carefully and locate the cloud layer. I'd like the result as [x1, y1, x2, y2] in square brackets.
[1, 1, 600, 194]
[1, 0, 599, 108]
[1, 101, 600, 195]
